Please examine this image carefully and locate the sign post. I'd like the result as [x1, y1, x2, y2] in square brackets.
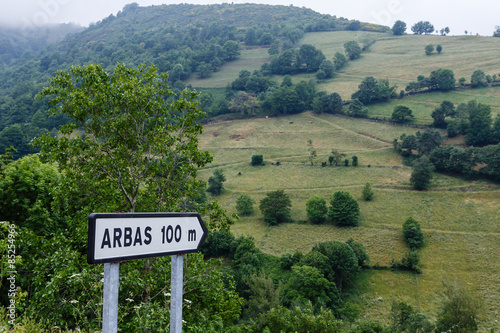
[170, 255, 183, 333]
[87, 213, 207, 333]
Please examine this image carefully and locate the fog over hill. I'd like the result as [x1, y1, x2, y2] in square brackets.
[1, 0, 499, 36]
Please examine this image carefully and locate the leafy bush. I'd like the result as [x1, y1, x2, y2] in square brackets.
[251, 154, 264, 166]
[346, 238, 370, 267]
[402, 217, 424, 250]
[206, 169, 226, 195]
[236, 194, 255, 216]
[306, 195, 328, 224]
[328, 191, 360, 226]
[391, 251, 421, 273]
[362, 182, 374, 201]
[259, 190, 292, 226]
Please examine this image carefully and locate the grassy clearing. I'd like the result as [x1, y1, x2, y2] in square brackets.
[367, 88, 500, 125]
[186, 47, 270, 88]
[308, 33, 500, 100]
[198, 112, 500, 331]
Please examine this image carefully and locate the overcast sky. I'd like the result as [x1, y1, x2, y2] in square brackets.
[1, 0, 499, 36]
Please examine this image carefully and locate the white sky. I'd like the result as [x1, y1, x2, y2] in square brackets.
[1, 0, 499, 36]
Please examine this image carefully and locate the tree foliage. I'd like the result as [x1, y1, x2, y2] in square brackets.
[207, 169, 226, 196]
[362, 182, 374, 201]
[402, 217, 424, 250]
[35, 63, 213, 214]
[392, 20, 407, 35]
[410, 155, 434, 190]
[344, 41, 362, 60]
[236, 194, 256, 216]
[352, 77, 397, 104]
[328, 191, 360, 226]
[411, 21, 434, 35]
[436, 283, 481, 333]
[259, 190, 292, 225]
[391, 105, 413, 123]
[306, 195, 328, 224]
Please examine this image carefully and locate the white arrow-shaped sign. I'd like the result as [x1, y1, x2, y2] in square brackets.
[87, 213, 207, 264]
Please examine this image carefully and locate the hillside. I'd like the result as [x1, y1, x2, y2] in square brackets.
[0, 3, 387, 157]
[1, 3, 500, 331]
[197, 111, 500, 331]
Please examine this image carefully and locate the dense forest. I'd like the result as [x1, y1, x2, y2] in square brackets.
[0, 3, 388, 158]
[1, 2, 499, 332]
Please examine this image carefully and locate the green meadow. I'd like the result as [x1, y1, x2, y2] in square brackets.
[190, 30, 500, 331]
[198, 112, 500, 331]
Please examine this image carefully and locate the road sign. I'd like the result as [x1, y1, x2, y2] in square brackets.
[87, 212, 207, 264]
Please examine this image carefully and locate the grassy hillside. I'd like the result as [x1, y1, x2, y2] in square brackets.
[197, 112, 500, 331]
[189, 30, 500, 126]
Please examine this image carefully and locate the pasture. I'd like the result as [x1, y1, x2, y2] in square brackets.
[198, 112, 500, 331]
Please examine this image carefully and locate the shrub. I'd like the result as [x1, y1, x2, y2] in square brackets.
[391, 251, 421, 273]
[362, 182, 374, 201]
[328, 191, 360, 226]
[259, 190, 292, 225]
[352, 155, 358, 166]
[346, 238, 369, 267]
[402, 217, 424, 250]
[206, 169, 226, 196]
[251, 154, 264, 166]
[306, 195, 328, 224]
[236, 194, 255, 216]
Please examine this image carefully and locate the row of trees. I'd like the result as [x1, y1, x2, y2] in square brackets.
[430, 99, 500, 147]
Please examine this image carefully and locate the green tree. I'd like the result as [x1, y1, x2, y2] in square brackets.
[223, 40, 241, 61]
[243, 271, 281, 319]
[328, 191, 360, 226]
[306, 195, 328, 224]
[34, 63, 213, 214]
[425, 44, 434, 55]
[494, 26, 500, 37]
[298, 44, 325, 72]
[283, 265, 339, 308]
[307, 139, 317, 166]
[417, 129, 443, 155]
[312, 241, 360, 294]
[412, 21, 434, 34]
[348, 98, 368, 118]
[259, 190, 292, 225]
[352, 77, 396, 104]
[207, 169, 226, 196]
[26, 63, 239, 330]
[344, 41, 361, 60]
[346, 238, 369, 267]
[352, 155, 358, 166]
[436, 283, 481, 333]
[333, 51, 347, 70]
[430, 68, 456, 91]
[330, 149, 346, 166]
[251, 154, 264, 166]
[410, 155, 434, 190]
[391, 105, 414, 123]
[432, 100, 455, 128]
[0, 155, 67, 236]
[402, 217, 424, 250]
[362, 182, 374, 201]
[470, 69, 487, 88]
[339, 302, 361, 329]
[392, 20, 407, 35]
[436, 44, 443, 53]
[465, 100, 492, 146]
[236, 194, 255, 216]
[317, 59, 335, 79]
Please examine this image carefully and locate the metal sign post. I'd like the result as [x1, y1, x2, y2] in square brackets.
[102, 262, 119, 333]
[87, 213, 207, 333]
[170, 255, 183, 333]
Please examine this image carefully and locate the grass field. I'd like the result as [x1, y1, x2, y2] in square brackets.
[198, 112, 500, 331]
